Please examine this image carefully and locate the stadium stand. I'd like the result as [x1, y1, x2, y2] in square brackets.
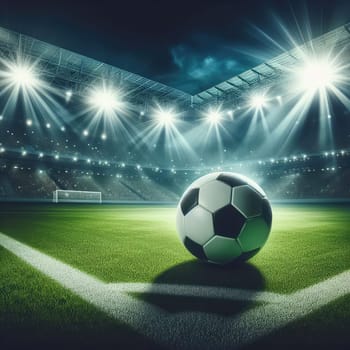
[1, 150, 350, 201]
[1, 24, 350, 202]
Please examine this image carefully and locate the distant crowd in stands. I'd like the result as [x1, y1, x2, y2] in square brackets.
[0, 156, 349, 202]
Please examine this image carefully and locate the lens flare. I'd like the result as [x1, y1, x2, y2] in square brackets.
[297, 58, 337, 93]
[8, 63, 39, 89]
[154, 108, 177, 127]
[88, 87, 124, 113]
[205, 107, 222, 125]
[250, 94, 267, 109]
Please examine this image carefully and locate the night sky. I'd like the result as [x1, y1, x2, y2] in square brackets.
[1, 0, 350, 93]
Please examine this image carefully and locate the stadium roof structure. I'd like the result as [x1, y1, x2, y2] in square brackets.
[192, 22, 350, 107]
[0, 23, 350, 110]
[0, 26, 192, 107]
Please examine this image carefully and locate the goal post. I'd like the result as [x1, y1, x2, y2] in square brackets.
[53, 190, 102, 204]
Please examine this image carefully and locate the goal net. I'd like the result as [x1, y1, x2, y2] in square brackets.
[53, 190, 102, 203]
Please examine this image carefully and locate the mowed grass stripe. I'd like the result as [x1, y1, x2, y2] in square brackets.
[0, 203, 349, 293]
[1, 231, 349, 350]
[0, 246, 161, 349]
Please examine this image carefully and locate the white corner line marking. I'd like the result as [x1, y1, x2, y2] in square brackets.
[1, 231, 349, 349]
[109, 282, 285, 303]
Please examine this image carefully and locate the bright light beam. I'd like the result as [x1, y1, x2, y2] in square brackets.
[205, 106, 223, 125]
[8, 63, 39, 89]
[133, 103, 198, 164]
[250, 94, 267, 110]
[195, 105, 231, 163]
[0, 56, 74, 136]
[88, 86, 124, 113]
[154, 107, 177, 127]
[297, 58, 337, 93]
[75, 81, 137, 145]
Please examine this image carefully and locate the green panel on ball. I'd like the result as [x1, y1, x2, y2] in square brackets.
[238, 217, 270, 252]
[232, 185, 263, 218]
[203, 236, 242, 264]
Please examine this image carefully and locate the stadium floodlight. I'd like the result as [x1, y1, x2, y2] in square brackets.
[296, 58, 337, 93]
[0, 57, 69, 133]
[84, 83, 131, 141]
[88, 86, 124, 113]
[140, 103, 192, 160]
[153, 106, 177, 127]
[155, 109, 176, 127]
[65, 90, 73, 101]
[205, 107, 222, 125]
[250, 94, 267, 109]
[8, 62, 39, 89]
[199, 106, 227, 149]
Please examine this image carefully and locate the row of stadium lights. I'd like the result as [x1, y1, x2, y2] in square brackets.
[1, 112, 348, 164]
[6, 161, 342, 177]
[0, 93, 333, 143]
[7, 163, 168, 176]
[0, 115, 110, 145]
[1, 115, 348, 163]
[1, 144, 347, 173]
[8, 93, 331, 133]
[23, 117, 108, 140]
[1, 56, 341, 129]
[0, 115, 108, 141]
[258, 150, 346, 165]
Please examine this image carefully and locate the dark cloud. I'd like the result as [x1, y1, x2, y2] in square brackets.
[161, 34, 263, 93]
[1, 0, 350, 95]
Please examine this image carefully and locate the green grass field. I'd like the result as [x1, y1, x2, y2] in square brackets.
[0, 203, 349, 349]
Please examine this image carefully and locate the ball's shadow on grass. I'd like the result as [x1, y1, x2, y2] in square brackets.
[134, 260, 265, 316]
[152, 259, 265, 290]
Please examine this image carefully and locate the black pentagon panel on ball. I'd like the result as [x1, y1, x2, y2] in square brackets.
[261, 198, 273, 228]
[217, 173, 246, 188]
[180, 188, 199, 215]
[213, 204, 246, 238]
[183, 236, 207, 261]
[236, 248, 261, 262]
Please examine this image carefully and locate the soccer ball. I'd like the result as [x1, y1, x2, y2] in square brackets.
[176, 172, 272, 264]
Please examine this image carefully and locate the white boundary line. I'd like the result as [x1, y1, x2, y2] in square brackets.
[109, 282, 285, 303]
[1, 232, 349, 349]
